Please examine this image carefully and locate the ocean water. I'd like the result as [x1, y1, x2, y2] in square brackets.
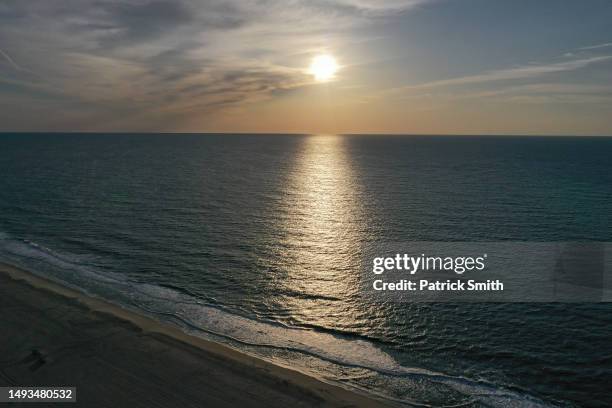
[1, 133, 611, 407]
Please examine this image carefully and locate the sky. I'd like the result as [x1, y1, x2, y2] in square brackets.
[1, 0, 611, 135]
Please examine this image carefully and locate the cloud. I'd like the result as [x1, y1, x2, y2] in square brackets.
[441, 83, 612, 105]
[578, 42, 612, 50]
[93, 1, 195, 45]
[0, 0, 431, 130]
[0, 48, 21, 70]
[331, 0, 431, 15]
[371, 51, 612, 111]
[401, 56, 612, 90]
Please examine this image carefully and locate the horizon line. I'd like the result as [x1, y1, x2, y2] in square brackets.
[1, 132, 612, 138]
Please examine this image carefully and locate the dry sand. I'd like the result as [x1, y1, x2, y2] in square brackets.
[0, 263, 396, 408]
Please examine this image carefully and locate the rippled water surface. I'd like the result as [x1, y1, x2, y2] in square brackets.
[1, 134, 611, 407]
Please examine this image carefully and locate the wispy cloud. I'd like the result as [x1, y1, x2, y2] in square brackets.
[0, 48, 21, 70]
[578, 42, 612, 50]
[399, 56, 612, 90]
[430, 83, 612, 105]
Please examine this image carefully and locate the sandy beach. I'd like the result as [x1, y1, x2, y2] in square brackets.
[0, 262, 395, 408]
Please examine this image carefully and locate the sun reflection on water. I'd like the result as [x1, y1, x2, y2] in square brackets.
[273, 135, 367, 328]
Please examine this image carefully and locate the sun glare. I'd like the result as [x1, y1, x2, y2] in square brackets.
[309, 55, 339, 82]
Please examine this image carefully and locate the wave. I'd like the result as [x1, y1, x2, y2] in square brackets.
[0, 231, 558, 407]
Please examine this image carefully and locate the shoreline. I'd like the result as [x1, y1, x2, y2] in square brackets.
[0, 262, 396, 407]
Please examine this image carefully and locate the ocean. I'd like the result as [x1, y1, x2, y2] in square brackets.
[1, 133, 611, 407]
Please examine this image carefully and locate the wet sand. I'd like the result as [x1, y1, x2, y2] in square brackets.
[0, 263, 395, 408]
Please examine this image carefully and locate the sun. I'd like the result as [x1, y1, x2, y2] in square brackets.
[309, 54, 339, 82]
